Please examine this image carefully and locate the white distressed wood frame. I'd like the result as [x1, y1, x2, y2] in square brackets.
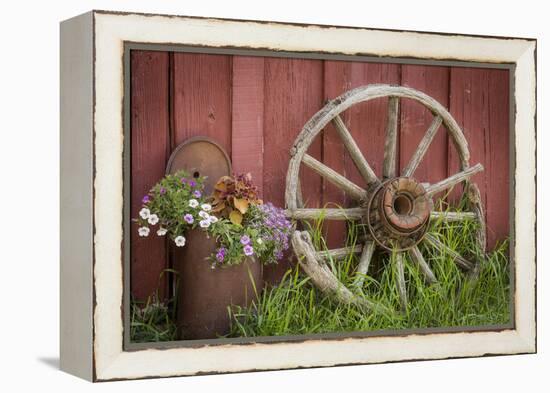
[60, 10, 536, 381]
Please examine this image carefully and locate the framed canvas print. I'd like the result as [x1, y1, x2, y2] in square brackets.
[60, 10, 537, 381]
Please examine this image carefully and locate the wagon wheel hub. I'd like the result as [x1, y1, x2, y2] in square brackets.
[366, 177, 431, 251]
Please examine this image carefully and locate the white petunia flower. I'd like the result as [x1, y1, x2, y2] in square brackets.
[201, 203, 212, 212]
[138, 227, 150, 237]
[148, 214, 159, 225]
[198, 210, 210, 219]
[139, 208, 151, 219]
[157, 228, 167, 236]
[199, 220, 210, 228]
[174, 236, 186, 247]
[188, 199, 199, 208]
[208, 215, 218, 224]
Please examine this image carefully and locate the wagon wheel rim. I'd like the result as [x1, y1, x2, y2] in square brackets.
[285, 84, 486, 311]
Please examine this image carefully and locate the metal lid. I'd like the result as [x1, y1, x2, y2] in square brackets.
[166, 136, 232, 194]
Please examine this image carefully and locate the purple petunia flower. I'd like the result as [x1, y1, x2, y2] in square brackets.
[142, 195, 150, 204]
[180, 178, 187, 185]
[193, 190, 202, 198]
[183, 214, 194, 224]
[240, 235, 251, 245]
[216, 247, 226, 262]
[159, 187, 166, 195]
[243, 244, 254, 256]
[248, 202, 291, 263]
[188, 180, 197, 188]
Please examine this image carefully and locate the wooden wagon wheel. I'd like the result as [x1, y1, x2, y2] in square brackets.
[285, 84, 486, 312]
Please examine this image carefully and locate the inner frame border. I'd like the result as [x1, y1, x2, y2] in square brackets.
[122, 41, 517, 352]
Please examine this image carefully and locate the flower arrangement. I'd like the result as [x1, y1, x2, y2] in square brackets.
[211, 173, 262, 225]
[134, 170, 293, 267]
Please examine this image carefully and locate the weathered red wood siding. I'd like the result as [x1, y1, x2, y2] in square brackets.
[231, 57, 265, 195]
[130, 50, 511, 300]
[399, 65, 449, 185]
[130, 51, 170, 301]
[448, 68, 510, 248]
[263, 58, 324, 283]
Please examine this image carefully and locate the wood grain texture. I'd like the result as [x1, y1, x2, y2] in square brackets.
[353, 240, 376, 289]
[130, 51, 170, 301]
[286, 207, 366, 221]
[345, 63, 401, 182]
[426, 163, 484, 196]
[448, 68, 510, 249]
[332, 115, 378, 185]
[394, 252, 408, 310]
[302, 154, 367, 201]
[322, 62, 400, 248]
[172, 53, 232, 152]
[315, 244, 363, 260]
[263, 58, 324, 283]
[322, 61, 352, 249]
[399, 65, 449, 184]
[130, 53, 511, 300]
[382, 96, 400, 179]
[231, 57, 265, 196]
[486, 70, 510, 249]
[409, 245, 437, 284]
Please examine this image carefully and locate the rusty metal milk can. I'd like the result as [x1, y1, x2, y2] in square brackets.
[174, 230, 261, 339]
[166, 137, 262, 340]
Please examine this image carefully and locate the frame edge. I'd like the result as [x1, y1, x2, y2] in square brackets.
[60, 11, 95, 382]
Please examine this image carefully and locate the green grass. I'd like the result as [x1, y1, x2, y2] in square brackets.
[130, 270, 178, 343]
[227, 203, 510, 337]
[131, 202, 510, 342]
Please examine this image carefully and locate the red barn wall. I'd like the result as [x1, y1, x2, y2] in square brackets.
[130, 50, 510, 301]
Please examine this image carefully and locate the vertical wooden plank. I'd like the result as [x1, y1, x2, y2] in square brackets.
[487, 69, 511, 248]
[171, 52, 233, 296]
[231, 57, 265, 197]
[321, 62, 400, 248]
[399, 65, 449, 185]
[322, 61, 352, 248]
[448, 67, 510, 250]
[172, 53, 232, 153]
[344, 62, 401, 185]
[263, 57, 324, 283]
[131, 50, 170, 301]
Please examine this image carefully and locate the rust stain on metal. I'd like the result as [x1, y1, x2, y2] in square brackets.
[367, 177, 430, 252]
[165, 136, 232, 194]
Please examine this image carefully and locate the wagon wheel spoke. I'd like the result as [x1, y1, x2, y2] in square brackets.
[466, 182, 487, 254]
[315, 244, 363, 261]
[353, 240, 376, 289]
[286, 207, 367, 221]
[423, 233, 474, 270]
[382, 96, 400, 179]
[302, 153, 368, 201]
[394, 251, 408, 310]
[332, 115, 379, 185]
[402, 116, 443, 177]
[408, 245, 437, 284]
[430, 211, 477, 222]
[425, 163, 484, 196]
